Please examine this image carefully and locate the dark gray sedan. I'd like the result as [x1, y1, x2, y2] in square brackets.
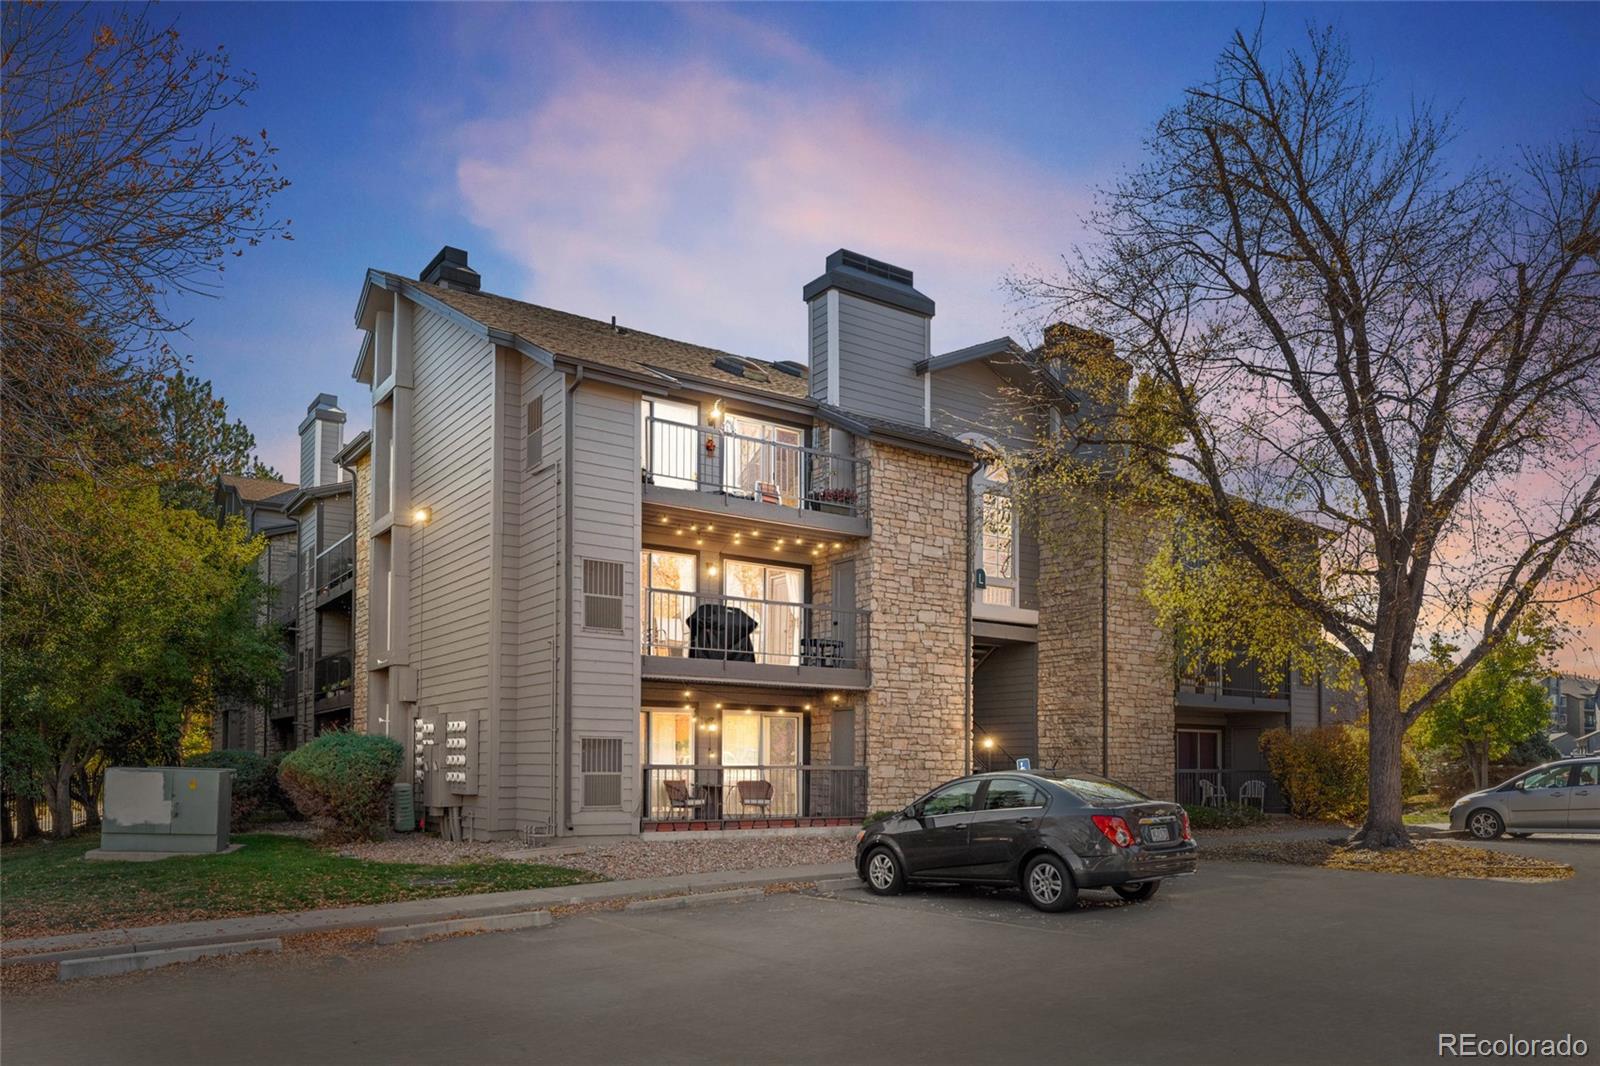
[855, 770, 1198, 912]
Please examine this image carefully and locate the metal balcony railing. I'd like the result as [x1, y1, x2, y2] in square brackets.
[270, 575, 298, 627]
[1175, 768, 1285, 813]
[314, 535, 354, 595]
[642, 764, 868, 823]
[1176, 661, 1289, 703]
[314, 654, 352, 703]
[641, 587, 868, 670]
[643, 417, 869, 518]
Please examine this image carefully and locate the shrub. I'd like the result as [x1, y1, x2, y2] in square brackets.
[1260, 725, 1423, 821]
[1182, 802, 1268, 830]
[186, 749, 273, 828]
[277, 733, 403, 840]
[267, 750, 302, 819]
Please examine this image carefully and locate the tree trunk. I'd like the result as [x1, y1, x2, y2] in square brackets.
[1351, 678, 1412, 849]
[1463, 740, 1485, 791]
[43, 758, 78, 840]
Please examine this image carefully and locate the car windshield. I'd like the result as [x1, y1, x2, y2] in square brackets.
[1044, 773, 1149, 805]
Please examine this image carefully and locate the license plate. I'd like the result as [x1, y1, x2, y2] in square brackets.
[1147, 824, 1171, 843]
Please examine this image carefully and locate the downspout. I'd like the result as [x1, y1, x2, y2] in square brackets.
[1100, 500, 1110, 777]
[561, 367, 583, 833]
[965, 460, 980, 774]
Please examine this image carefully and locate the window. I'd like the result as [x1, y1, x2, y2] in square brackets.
[983, 779, 1045, 811]
[580, 737, 624, 808]
[920, 779, 981, 817]
[640, 550, 697, 655]
[641, 398, 699, 490]
[724, 560, 805, 665]
[1577, 764, 1599, 786]
[582, 559, 625, 631]
[722, 412, 805, 505]
[1520, 766, 1573, 790]
[965, 439, 1017, 608]
[1046, 773, 1150, 805]
[525, 397, 544, 470]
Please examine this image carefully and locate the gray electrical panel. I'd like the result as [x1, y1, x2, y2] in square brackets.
[102, 767, 232, 853]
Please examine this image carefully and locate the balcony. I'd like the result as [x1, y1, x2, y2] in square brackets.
[269, 575, 298, 628]
[641, 587, 870, 689]
[1175, 660, 1291, 711]
[642, 417, 869, 537]
[313, 654, 352, 710]
[314, 535, 354, 606]
[1175, 768, 1286, 813]
[271, 670, 298, 721]
[642, 764, 868, 827]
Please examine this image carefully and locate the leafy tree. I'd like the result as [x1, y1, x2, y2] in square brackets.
[0, 474, 279, 837]
[1009, 26, 1600, 848]
[151, 370, 281, 515]
[1415, 621, 1556, 791]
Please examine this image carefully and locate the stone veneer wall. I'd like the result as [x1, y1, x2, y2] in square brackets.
[350, 453, 372, 734]
[1036, 491, 1175, 799]
[860, 439, 970, 810]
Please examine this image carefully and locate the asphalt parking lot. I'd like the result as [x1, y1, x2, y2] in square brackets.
[4, 836, 1595, 1066]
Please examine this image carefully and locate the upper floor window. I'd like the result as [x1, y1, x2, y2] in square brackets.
[722, 412, 806, 507]
[641, 398, 700, 491]
[965, 436, 1016, 608]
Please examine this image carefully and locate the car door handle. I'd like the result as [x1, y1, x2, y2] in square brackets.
[1576, 790, 1591, 796]
[1012, 816, 1035, 825]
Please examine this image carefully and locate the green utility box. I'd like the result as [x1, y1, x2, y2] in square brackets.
[101, 767, 233, 854]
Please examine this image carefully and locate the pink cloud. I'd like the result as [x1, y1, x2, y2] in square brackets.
[449, 17, 1087, 362]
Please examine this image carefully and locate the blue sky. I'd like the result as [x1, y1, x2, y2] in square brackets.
[162, 1, 1599, 481]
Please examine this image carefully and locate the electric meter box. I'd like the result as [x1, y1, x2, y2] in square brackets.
[101, 767, 233, 853]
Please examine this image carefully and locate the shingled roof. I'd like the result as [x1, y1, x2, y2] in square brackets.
[374, 272, 810, 401]
[221, 474, 297, 504]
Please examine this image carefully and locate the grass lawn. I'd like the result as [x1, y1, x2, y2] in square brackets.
[1, 833, 602, 941]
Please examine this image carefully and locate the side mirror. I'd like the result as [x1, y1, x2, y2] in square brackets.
[903, 804, 920, 821]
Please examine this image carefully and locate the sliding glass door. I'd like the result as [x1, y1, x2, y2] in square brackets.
[642, 709, 695, 819]
[722, 413, 806, 506]
[724, 559, 804, 666]
[640, 549, 697, 656]
[721, 712, 800, 817]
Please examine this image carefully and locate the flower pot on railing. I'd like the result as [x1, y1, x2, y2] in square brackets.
[811, 488, 857, 514]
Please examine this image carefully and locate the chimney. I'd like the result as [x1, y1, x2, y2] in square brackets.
[298, 393, 347, 488]
[420, 245, 481, 292]
[802, 249, 933, 422]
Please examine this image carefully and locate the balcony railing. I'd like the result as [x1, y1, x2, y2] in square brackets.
[314, 654, 352, 703]
[1176, 661, 1289, 703]
[643, 417, 869, 518]
[315, 534, 354, 596]
[1175, 768, 1284, 812]
[642, 764, 867, 823]
[272, 670, 298, 720]
[641, 587, 868, 671]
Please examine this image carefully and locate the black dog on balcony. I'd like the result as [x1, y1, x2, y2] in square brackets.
[686, 604, 759, 662]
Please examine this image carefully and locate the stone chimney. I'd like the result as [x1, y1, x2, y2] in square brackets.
[420, 245, 481, 292]
[802, 249, 933, 423]
[298, 393, 346, 488]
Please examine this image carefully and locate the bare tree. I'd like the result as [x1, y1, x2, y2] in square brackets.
[1011, 26, 1600, 847]
[2, 2, 291, 347]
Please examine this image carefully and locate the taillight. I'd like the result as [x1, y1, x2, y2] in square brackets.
[1179, 809, 1192, 841]
[1092, 815, 1137, 848]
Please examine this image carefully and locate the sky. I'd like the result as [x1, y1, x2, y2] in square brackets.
[154, 2, 1600, 673]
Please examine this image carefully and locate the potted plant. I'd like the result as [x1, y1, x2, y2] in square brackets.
[813, 487, 858, 514]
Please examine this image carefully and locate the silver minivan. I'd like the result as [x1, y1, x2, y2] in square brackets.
[1450, 758, 1600, 839]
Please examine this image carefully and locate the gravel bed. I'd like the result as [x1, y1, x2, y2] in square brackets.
[331, 833, 856, 881]
[1201, 837, 1574, 881]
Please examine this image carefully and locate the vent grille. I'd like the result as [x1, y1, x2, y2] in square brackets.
[582, 559, 625, 630]
[839, 249, 913, 286]
[581, 737, 624, 809]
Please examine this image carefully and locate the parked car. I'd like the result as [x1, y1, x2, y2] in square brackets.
[1450, 757, 1600, 839]
[855, 770, 1197, 912]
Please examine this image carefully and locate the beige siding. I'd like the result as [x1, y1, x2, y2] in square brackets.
[567, 380, 642, 833]
[408, 305, 497, 826]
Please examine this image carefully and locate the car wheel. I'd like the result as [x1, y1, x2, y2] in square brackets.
[1021, 854, 1078, 913]
[1466, 808, 1504, 840]
[863, 847, 905, 896]
[1112, 879, 1162, 902]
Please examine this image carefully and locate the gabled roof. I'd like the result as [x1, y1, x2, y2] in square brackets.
[360, 271, 809, 402]
[220, 473, 297, 503]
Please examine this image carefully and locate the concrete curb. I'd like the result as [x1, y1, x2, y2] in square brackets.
[57, 938, 281, 982]
[375, 910, 552, 945]
[4, 862, 857, 965]
[623, 888, 763, 912]
[813, 876, 864, 894]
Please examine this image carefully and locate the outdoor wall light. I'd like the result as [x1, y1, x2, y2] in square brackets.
[982, 737, 996, 750]
[412, 507, 431, 524]
[707, 564, 719, 576]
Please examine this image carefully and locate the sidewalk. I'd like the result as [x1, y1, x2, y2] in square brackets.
[3, 861, 858, 964]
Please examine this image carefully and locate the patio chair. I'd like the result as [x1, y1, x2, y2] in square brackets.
[663, 779, 705, 820]
[1197, 778, 1227, 808]
[735, 779, 774, 816]
[1238, 779, 1267, 811]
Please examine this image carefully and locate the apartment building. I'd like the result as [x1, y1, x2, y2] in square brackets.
[213, 394, 357, 754]
[348, 245, 1314, 839]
